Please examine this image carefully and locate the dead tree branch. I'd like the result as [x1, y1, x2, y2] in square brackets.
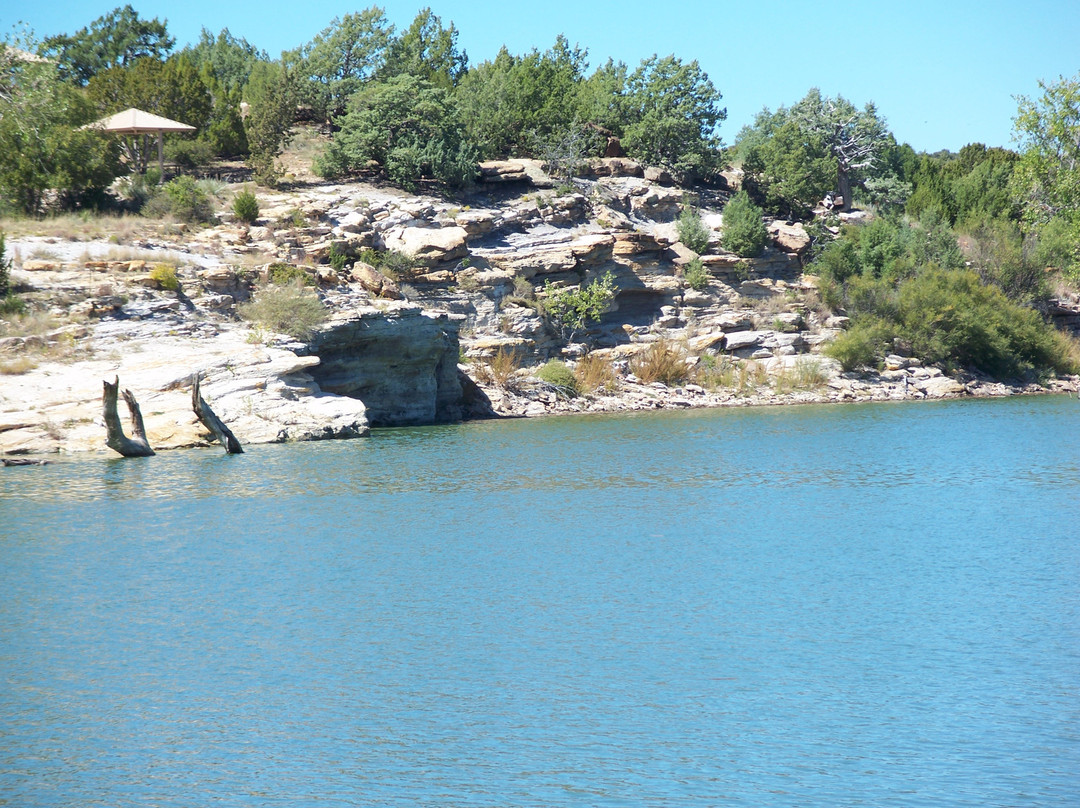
[102, 376, 155, 457]
[191, 374, 243, 454]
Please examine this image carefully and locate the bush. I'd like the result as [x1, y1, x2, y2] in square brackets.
[683, 258, 710, 291]
[897, 267, 1070, 377]
[630, 339, 689, 385]
[543, 270, 616, 341]
[267, 263, 315, 287]
[677, 206, 711, 254]
[232, 190, 260, 224]
[536, 359, 578, 397]
[356, 249, 419, 281]
[812, 237, 860, 283]
[149, 264, 179, 292]
[824, 318, 893, 371]
[721, 191, 768, 258]
[238, 282, 327, 340]
[166, 138, 215, 170]
[144, 176, 215, 223]
[484, 347, 522, 388]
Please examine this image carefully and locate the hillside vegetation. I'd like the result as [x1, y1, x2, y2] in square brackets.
[2, 5, 1079, 385]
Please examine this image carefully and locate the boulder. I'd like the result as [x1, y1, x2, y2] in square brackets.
[768, 221, 811, 255]
[382, 226, 468, 266]
[915, 376, 965, 398]
[644, 166, 674, 184]
[21, 260, 61, 271]
[454, 209, 499, 237]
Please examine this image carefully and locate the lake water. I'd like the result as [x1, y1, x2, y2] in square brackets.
[2, 396, 1078, 807]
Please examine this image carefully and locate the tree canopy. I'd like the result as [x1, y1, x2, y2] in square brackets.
[39, 4, 174, 85]
[737, 89, 895, 215]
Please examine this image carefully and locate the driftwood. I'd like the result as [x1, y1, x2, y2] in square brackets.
[191, 374, 243, 454]
[102, 376, 155, 457]
[2, 458, 50, 466]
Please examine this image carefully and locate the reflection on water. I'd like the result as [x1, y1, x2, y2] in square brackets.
[1, 396, 1079, 807]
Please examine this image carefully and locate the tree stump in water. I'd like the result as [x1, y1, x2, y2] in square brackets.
[102, 376, 155, 457]
[191, 374, 243, 454]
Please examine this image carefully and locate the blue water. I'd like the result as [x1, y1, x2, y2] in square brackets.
[2, 397, 1078, 807]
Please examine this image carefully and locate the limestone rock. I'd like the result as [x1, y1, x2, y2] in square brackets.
[915, 376, 965, 398]
[768, 221, 811, 255]
[629, 187, 682, 221]
[351, 262, 401, 299]
[302, 308, 463, 426]
[382, 226, 468, 266]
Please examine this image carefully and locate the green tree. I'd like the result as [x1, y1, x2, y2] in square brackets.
[86, 54, 213, 172]
[379, 8, 467, 89]
[0, 44, 119, 213]
[790, 89, 891, 211]
[243, 61, 297, 186]
[721, 191, 768, 258]
[182, 28, 266, 93]
[543, 270, 616, 342]
[315, 73, 476, 190]
[286, 7, 394, 121]
[620, 55, 725, 178]
[740, 117, 834, 218]
[39, 5, 174, 85]
[456, 36, 588, 159]
[1010, 73, 1080, 241]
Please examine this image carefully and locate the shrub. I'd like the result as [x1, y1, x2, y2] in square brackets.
[267, 263, 315, 287]
[232, 190, 260, 224]
[721, 191, 768, 258]
[677, 206, 711, 254]
[812, 237, 860, 283]
[149, 264, 179, 292]
[0, 294, 26, 317]
[238, 282, 327, 340]
[683, 258, 710, 291]
[630, 339, 689, 385]
[536, 359, 579, 397]
[825, 317, 893, 371]
[356, 249, 419, 281]
[575, 352, 620, 393]
[543, 270, 616, 341]
[897, 267, 1071, 377]
[144, 176, 215, 223]
[328, 242, 350, 272]
[166, 138, 215, 170]
[773, 357, 830, 393]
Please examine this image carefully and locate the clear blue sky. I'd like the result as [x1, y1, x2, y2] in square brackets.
[6, 0, 1079, 153]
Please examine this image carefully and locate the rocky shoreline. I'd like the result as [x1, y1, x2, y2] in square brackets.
[2, 160, 1078, 457]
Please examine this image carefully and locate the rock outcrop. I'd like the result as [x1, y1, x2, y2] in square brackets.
[301, 305, 463, 427]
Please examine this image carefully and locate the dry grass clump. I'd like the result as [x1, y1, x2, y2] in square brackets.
[0, 355, 38, 374]
[0, 213, 150, 243]
[772, 357, 830, 394]
[472, 346, 522, 389]
[694, 355, 768, 396]
[0, 310, 58, 338]
[574, 352, 619, 393]
[630, 339, 690, 385]
[238, 281, 327, 340]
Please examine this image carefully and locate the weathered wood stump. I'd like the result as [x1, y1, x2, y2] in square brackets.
[102, 376, 155, 457]
[191, 374, 243, 454]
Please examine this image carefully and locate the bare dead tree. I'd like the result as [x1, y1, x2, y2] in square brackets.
[102, 376, 155, 457]
[191, 374, 243, 454]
